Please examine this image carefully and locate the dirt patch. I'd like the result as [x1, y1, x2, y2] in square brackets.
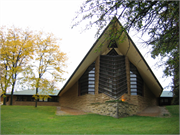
[56, 106, 87, 115]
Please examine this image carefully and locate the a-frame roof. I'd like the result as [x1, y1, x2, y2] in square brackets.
[58, 17, 163, 97]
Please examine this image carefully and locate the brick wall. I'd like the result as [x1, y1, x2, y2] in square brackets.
[126, 84, 157, 112]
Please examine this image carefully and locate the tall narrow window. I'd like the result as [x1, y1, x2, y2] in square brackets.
[79, 62, 95, 95]
[99, 49, 127, 99]
[130, 62, 143, 96]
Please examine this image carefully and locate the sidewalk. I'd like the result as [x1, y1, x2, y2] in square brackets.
[137, 106, 171, 117]
[56, 106, 87, 115]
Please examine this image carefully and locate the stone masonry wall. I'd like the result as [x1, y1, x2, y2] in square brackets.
[88, 102, 137, 118]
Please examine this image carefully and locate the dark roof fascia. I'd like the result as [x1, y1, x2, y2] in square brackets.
[58, 19, 114, 96]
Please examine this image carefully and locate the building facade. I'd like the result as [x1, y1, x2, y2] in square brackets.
[58, 17, 163, 113]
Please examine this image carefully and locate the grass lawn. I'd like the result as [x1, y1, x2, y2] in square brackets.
[1, 105, 179, 134]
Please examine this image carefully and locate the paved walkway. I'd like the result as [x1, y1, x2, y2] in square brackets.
[137, 106, 171, 117]
[158, 106, 171, 117]
[56, 106, 87, 115]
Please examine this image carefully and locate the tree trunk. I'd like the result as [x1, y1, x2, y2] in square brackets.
[10, 81, 16, 105]
[3, 96, 6, 105]
[10, 72, 17, 105]
[35, 87, 38, 107]
[35, 99, 38, 107]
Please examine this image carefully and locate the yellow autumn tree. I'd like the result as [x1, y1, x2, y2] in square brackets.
[0, 26, 34, 105]
[21, 32, 67, 107]
[0, 62, 12, 105]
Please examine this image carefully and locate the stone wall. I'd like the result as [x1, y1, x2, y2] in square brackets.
[88, 102, 137, 118]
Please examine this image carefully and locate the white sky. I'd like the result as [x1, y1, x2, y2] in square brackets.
[0, 0, 172, 91]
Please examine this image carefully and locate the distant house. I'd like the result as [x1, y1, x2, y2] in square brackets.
[4, 17, 163, 115]
[159, 91, 173, 106]
[5, 89, 59, 106]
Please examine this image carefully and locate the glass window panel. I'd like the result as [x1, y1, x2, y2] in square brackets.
[79, 62, 95, 96]
[130, 78, 137, 81]
[131, 85, 137, 88]
[89, 70, 95, 73]
[88, 88, 95, 91]
[89, 74, 95, 77]
[131, 89, 137, 92]
[130, 82, 136, 85]
[26, 96, 31, 101]
[89, 78, 95, 80]
[130, 62, 143, 96]
[88, 81, 95, 84]
[88, 91, 95, 95]
[131, 93, 137, 95]
[88, 84, 95, 87]
[130, 74, 136, 77]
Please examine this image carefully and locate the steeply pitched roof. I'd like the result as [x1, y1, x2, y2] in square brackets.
[6, 89, 59, 96]
[58, 17, 163, 97]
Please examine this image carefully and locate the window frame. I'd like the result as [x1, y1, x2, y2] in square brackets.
[130, 62, 144, 96]
[99, 49, 127, 99]
[78, 62, 96, 96]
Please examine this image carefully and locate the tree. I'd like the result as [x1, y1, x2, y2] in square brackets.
[21, 32, 67, 107]
[0, 62, 12, 105]
[0, 62, 11, 105]
[0, 26, 34, 105]
[72, 0, 179, 104]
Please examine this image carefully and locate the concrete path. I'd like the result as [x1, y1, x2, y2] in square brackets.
[158, 106, 171, 117]
[137, 106, 171, 117]
[56, 106, 87, 115]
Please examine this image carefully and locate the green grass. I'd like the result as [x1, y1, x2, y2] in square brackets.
[1, 105, 179, 134]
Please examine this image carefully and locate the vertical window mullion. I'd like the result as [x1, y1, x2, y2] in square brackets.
[99, 49, 127, 99]
[130, 62, 143, 96]
[79, 62, 95, 96]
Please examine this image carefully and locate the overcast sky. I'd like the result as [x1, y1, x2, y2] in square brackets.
[0, 0, 172, 91]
